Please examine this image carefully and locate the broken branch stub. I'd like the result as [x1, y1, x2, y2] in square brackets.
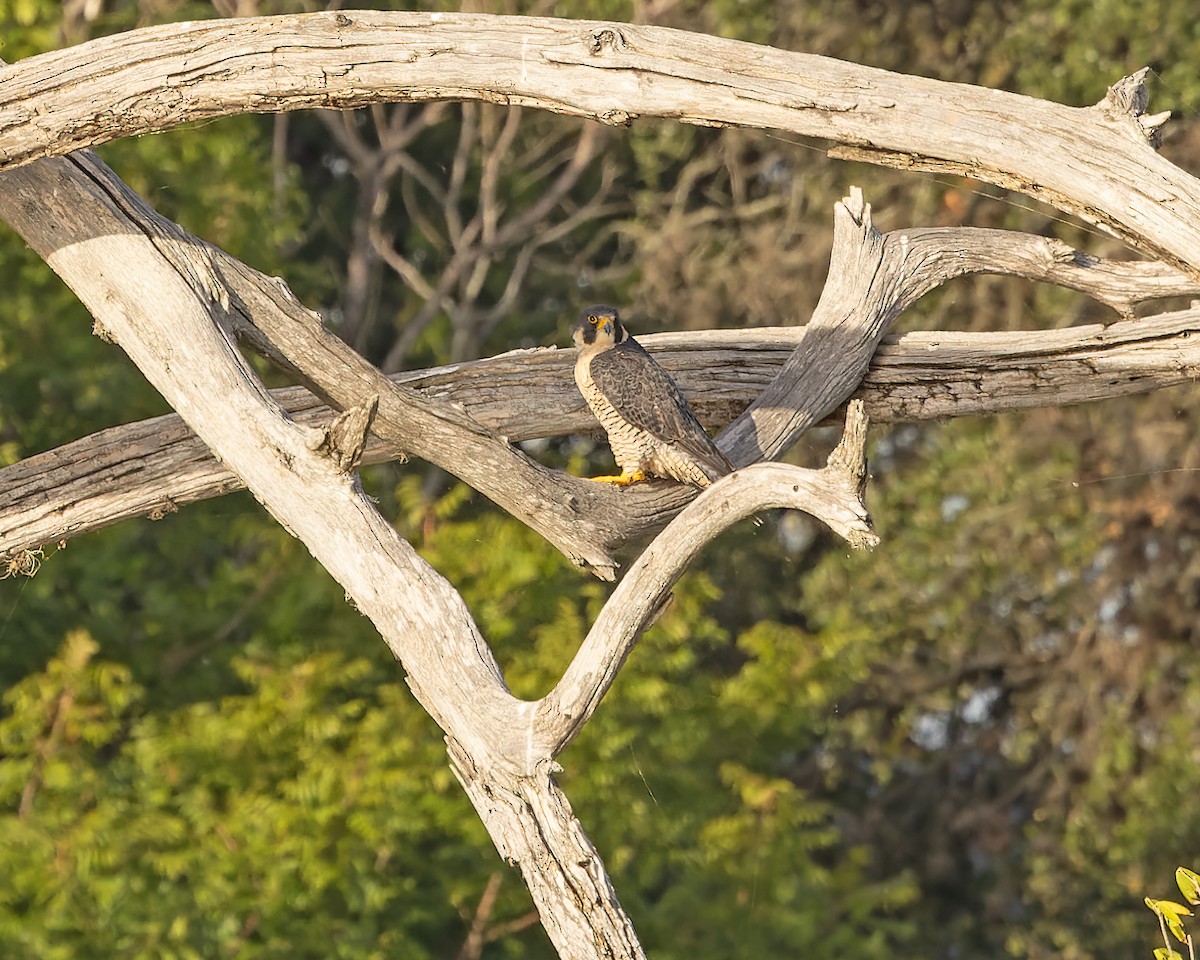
[3, 250, 1199, 564]
[0, 149, 891, 960]
[3, 15, 1200, 274]
[3, 18, 1198, 960]
[533, 401, 877, 757]
[0, 146, 653, 960]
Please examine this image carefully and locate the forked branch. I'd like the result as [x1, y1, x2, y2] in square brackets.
[3, 234, 1198, 565]
[4, 18, 1200, 960]
[0, 147, 635, 960]
[533, 401, 877, 758]
[0, 144, 883, 960]
[5, 20, 1200, 576]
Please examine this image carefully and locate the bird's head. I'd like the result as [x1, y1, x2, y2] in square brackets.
[572, 305, 626, 349]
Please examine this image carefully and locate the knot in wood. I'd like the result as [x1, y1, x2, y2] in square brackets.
[1045, 238, 1082, 265]
[599, 109, 633, 126]
[588, 26, 627, 55]
[148, 499, 179, 521]
[334, 13, 352, 27]
[91, 318, 116, 343]
[1101, 68, 1170, 147]
[1106, 69, 1151, 117]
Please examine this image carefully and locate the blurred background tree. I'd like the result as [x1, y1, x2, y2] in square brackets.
[2, 0, 1199, 957]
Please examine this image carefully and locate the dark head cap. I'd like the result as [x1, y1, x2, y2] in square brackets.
[572, 305, 625, 348]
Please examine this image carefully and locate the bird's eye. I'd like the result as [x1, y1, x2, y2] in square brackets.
[588, 315, 599, 325]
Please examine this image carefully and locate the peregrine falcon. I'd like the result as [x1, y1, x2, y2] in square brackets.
[572, 305, 735, 488]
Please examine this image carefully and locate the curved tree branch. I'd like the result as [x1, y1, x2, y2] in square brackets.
[160, 187, 1200, 581]
[2, 18, 1198, 960]
[0, 146, 649, 960]
[1, 15, 1199, 272]
[0, 143, 881, 960]
[532, 402, 876, 758]
[3, 23, 1199, 577]
[4, 299, 1199, 565]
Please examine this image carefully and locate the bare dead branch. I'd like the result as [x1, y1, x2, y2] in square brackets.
[480, 107, 523, 245]
[214, 249, 633, 576]
[3, 261, 1197, 565]
[533, 402, 877, 756]
[366, 109, 610, 367]
[316, 108, 372, 167]
[493, 123, 605, 248]
[448, 752, 647, 960]
[397, 148, 452, 225]
[720, 194, 1200, 465]
[446, 103, 477, 247]
[0, 146, 644, 960]
[3, 15, 1199, 274]
[456, 873, 503, 960]
[3, 23, 1199, 959]
[368, 194, 437, 299]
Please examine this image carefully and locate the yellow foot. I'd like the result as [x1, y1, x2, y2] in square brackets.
[588, 469, 647, 486]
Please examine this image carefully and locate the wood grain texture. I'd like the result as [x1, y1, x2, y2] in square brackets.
[0, 151, 883, 960]
[535, 403, 876, 755]
[4, 304, 1198, 563]
[0, 146, 645, 960]
[2, 14, 1199, 272]
[3, 19, 1199, 575]
[4, 20, 1200, 958]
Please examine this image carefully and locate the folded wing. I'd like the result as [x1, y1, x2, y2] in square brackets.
[588, 337, 735, 483]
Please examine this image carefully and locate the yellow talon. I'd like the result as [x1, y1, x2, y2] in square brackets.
[588, 469, 646, 486]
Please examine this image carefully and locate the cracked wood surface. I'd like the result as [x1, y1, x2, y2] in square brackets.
[4, 306, 1200, 563]
[4, 17, 1200, 960]
[6, 181, 1197, 573]
[0, 142, 878, 960]
[3, 18, 1199, 577]
[0, 147, 646, 960]
[2, 14, 1200, 273]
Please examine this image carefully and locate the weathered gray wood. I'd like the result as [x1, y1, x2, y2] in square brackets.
[0, 147, 640, 960]
[213, 247, 626, 576]
[3, 19, 1200, 960]
[448, 751, 644, 959]
[534, 404, 876, 755]
[4, 18, 1198, 575]
[718, 191, 1200, 463]
[0, 144, 882, 960]
[2, 15, 1199, 273]
[4, 303, 1199, 563]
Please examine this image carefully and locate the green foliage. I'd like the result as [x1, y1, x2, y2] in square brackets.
[1146, 897, 1192, 946]
[0, 525, 916, 959]
[397, 480, 918, 956]
[5, 2, 1200, 959]
[559, 595, 920, 959]
[1178, 868, 1200, 906]
[0, 634, 511, 960]
[100, 118, 309, 281]
[0, 0, 62, 61]
[1146, 867, 1200, 960]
